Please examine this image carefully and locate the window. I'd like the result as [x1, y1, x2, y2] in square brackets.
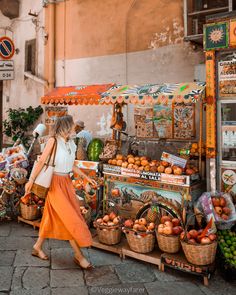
[25, 39, 36, 75]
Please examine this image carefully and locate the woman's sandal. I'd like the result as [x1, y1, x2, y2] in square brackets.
[74, 257, 94, 270]
[31, 249, 49, 260]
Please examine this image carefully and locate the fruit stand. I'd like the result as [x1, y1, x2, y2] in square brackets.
[40, 81, 233, 285]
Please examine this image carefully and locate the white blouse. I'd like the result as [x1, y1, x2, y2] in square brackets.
[54, 137, 77, 173]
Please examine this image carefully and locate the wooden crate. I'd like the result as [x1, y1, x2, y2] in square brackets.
[160, 251, 215, 286]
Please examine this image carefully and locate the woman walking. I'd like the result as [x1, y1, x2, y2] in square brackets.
[25, 115, 96, 269]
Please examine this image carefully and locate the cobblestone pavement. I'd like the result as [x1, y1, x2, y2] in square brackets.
[0, 221, 236, 295]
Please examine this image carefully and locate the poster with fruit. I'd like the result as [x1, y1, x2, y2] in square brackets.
[173, 103, 195, 139]
[221, 168, 236, 194]
[45, 106, 68, 125]
[153, 104, 172, 138]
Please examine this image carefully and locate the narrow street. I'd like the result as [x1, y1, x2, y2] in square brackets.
[0, 222, 236, 295]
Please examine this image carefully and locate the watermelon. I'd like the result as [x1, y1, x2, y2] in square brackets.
[87, 138, 104, 161]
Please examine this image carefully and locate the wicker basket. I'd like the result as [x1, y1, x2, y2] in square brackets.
[124, 229, 155, 253]
[95, 222, 121, 245]
[181, 240, 217, 265]
[157, 232, 180, 254]
[20, 203, 41, 221]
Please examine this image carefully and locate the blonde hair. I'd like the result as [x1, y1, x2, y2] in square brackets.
[51, 115, 74, 137]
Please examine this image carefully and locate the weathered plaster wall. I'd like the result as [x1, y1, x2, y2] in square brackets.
[0, 0, 45, 123]
[48, 0, 204, 137]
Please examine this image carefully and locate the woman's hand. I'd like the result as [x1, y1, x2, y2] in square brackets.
[87, 177, 97, 188]
[25, 180, 34, 195]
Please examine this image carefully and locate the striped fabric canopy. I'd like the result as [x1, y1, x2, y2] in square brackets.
[41, 82, 205, 105]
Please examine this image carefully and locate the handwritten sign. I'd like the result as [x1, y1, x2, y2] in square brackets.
[161, 152, 187, 168]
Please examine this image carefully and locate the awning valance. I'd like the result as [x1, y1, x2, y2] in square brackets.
[41, 84, 114, 105]
[41, 82, 205, 105]
[101, 82, 206, 104]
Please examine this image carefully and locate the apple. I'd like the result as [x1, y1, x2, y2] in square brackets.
[113, 217, 120, 225]
[172, 226, 181, 235]
[180, 231, 190, 240]
[96, 218, 103, 224]
[139, 218, 147, 226]
[109, 212, 117, 221]
[147, 223, 155, 231]
[208, 234, 217, 241]
[163, 226, 173, 235]
[133, 224, 139, 231]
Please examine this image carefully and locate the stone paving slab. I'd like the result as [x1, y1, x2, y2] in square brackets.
[50, 269, 85, 288]
[87, 248, 123, 266]
[0, 222, 12, 236]
[0, 266, 14, 292]
[0, 250, 16, 266]
[84, 266, 121, 287]
[51, 247, 88, 269]
[10, 224, 39, 237]
[48, 239, 71, 249]
[0, 237, 36, 250]
[115, 261, 156, 284]
[11, 267, 27, 290]
[14, 249, 50, 267]
[10, 288, 50, 295]
[22, 267, 49, 290]
[198, 273, 236, 295]
[89, 283, 147, 295]
[51, 287, 88, 295]
[144, 281, 205, 295]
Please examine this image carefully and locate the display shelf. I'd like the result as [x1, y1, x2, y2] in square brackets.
[17, 216, 41, 229]
[188, 6, 229, 17]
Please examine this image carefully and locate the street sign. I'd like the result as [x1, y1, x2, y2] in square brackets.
[0, 60, 14, 80]
[0, 36, 15, 60]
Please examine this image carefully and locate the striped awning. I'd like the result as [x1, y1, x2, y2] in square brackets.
[41, 82, 205, 105]
[100, 82, 206, 104]
[41, 84, 114, 105]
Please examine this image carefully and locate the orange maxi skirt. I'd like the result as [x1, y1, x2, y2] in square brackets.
[39, 174, 92, 247]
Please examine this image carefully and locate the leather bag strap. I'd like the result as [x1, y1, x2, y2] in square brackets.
[45, 137, 57, 167]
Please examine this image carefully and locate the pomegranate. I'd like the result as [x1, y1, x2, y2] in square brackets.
[138, 224, 146, 232]
[158, 224, 164, 234]
[124, 219, 134, 228]
[212, 197, 220, 207]
[188, 238, 197, 244]
[208, 234, 217, 241]
[133, 224, 139, 231]
[113, 217, 120, 225]
[219, 197, 226, 207]
[163, 226, 173, 235]
[222, 207, 231, 215]
[221, 214, 229, 220]
[215, 206, 222, 215]
[172, 226, 181, 235]
[173, 167, 183, 175]
[189, 229, 198, 239]
[103, 215, 110, 223]
[138, 218, 147, 226]
[164, 221, 173, 228]
[172, 218, 180, 227]
[161, 216, 172, 224]
[157, 165, 165, 173]
[147, 223, 155, 230]
[161, 161, 169, 167]
[200, 237, 211, 244]
[164, 167, 172, 174]
[109, 212, 117, 221]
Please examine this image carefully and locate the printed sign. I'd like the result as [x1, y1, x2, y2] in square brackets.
[0, 36, 15, 59]
[0, 60, 14, 80]
[161, 152, 187, 168]
[45, 106, 68, 125]
[218, 60, 236, 97]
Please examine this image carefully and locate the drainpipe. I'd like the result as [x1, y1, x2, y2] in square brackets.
[48, 3, 55, 91]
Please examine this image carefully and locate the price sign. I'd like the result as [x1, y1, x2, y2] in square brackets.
[0, 60, 14, 80]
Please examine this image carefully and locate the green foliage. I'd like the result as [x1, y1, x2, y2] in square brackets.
[3, 106, 44, 147]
